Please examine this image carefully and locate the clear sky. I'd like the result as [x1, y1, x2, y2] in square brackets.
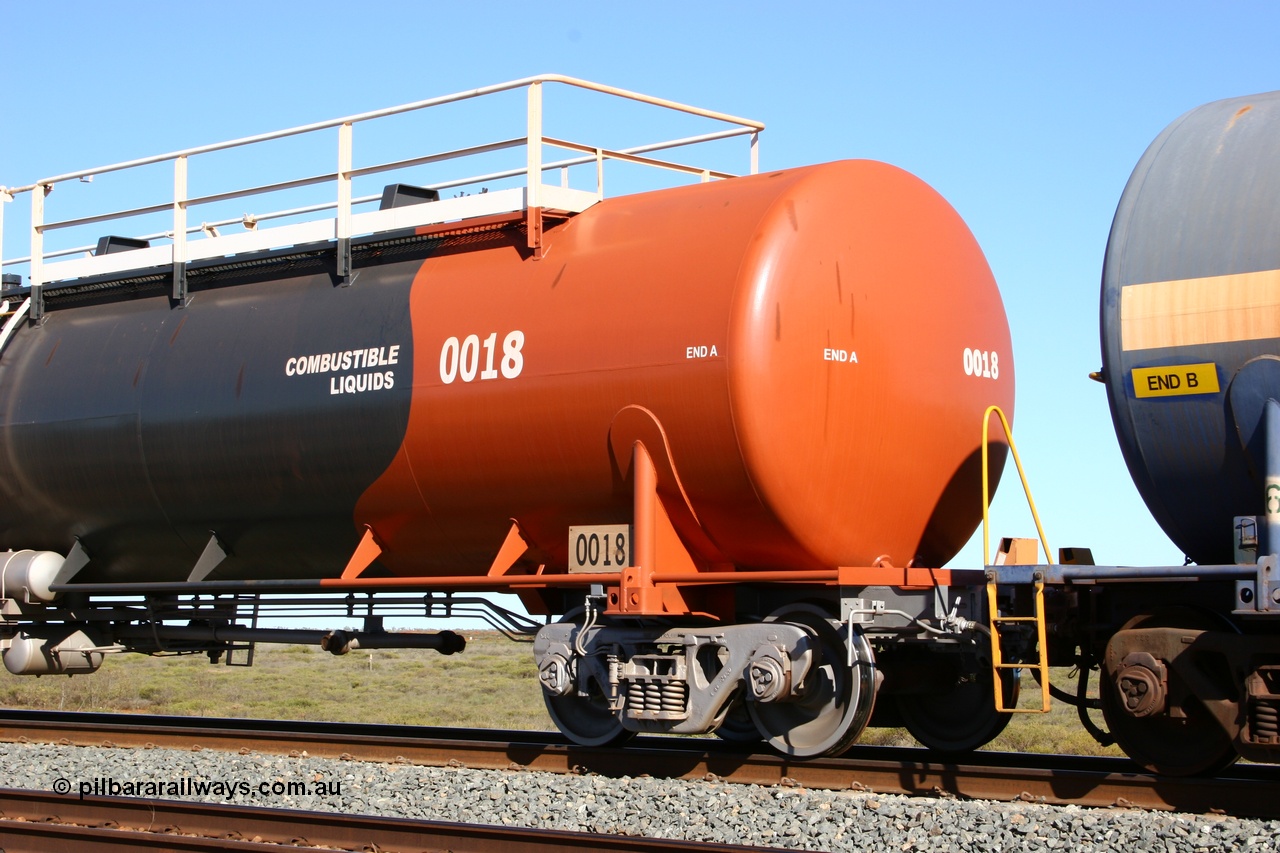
[1, 1, 1277, 580]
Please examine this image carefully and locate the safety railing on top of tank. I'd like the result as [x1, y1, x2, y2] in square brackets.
[0, 74, 764, 315]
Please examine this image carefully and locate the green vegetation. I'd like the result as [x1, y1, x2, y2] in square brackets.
[0, 633, 1121, 756]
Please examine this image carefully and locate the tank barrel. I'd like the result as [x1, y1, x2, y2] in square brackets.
[1101, 90, 1280, 565]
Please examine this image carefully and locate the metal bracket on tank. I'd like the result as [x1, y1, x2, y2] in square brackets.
[340, 527, 383, 580]
[526, 207, 544, 259]
[187, 533, 229, 583]
[172, 260, 188, 306]
[1259, 557, 1280, 613]
[1236, 556, 1280, 615]
[616, 440, 698, 617]
[50, 539, 90, 587]
[608, 406, 730, 569]
[1234, 397, 1280, 615]
[486, 521, 532, 578]
[337, 236, 352, 285]
[28, 284, 44, 323]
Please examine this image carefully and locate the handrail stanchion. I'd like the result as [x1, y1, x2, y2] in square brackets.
[336, 122, 354, 285]
[0, 188, 8, 276]
[30, 185, 45, 322]
[526, 82, 544, 256]
[172, 155, 188, 305]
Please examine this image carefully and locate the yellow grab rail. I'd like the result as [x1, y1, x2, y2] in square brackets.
[981, 404, 1053, 713]
[981, 405, 1052, 567]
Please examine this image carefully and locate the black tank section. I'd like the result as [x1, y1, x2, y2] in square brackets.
[1101, 90, 1280, 564]
[0, 250, 418, 582]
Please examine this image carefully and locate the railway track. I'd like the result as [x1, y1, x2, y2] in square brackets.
[2, 710, 1278, 820]
[0, 787, 777, 852]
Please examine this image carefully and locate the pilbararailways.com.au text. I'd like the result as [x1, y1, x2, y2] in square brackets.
[56, 776, 343, 801]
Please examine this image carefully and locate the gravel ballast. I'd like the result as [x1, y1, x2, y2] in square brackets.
[2, 741, 1278, 851]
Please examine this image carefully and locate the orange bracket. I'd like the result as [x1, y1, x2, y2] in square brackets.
[618, 440, 699, 616]
[487, 520, 531, 577]
[609, 405, 728, 567]
[341, 527, 384, 580]
[526, 206, 544, 258]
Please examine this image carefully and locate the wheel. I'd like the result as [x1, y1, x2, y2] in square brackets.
[748, 604, 877, 758]
[544, 680, 633, 747]
[542, 610, 633, 747]
[1100, 608, 1239, 776]
[714, 695, 763, 743]
[896, 667, 1018, 754]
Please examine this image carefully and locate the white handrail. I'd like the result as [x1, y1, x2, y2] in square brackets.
[0, 75, 764, 293]
[4, 125, 761, 266]
[4, 75, 762, 194]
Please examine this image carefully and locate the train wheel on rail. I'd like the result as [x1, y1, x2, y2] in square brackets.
[1099, 608, 1240, 776]
[714, 695, 764, 743]
[896, 667, 1018, 754]
[542, 610, 634, 748]
[544, 680, 633, 747]
[748, 604, 877, 758]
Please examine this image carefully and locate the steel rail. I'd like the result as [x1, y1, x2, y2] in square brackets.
[0, 787, 775, 853]
[2, 710, 1278, 819]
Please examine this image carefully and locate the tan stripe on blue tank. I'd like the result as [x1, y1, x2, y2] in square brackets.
[1120, 269, 1280, 351]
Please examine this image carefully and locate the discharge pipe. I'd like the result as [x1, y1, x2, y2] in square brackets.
[110, 625, 467, 655]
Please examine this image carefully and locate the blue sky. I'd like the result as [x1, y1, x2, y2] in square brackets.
[2, 1, 1277, 575]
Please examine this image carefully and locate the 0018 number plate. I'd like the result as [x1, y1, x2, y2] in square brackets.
[568, 525, 632, 573]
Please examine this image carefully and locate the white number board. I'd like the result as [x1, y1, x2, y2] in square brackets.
[568, 525, 632, 573]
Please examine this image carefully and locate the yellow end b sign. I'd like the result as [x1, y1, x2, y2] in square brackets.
[1131, 363, 1220, 398]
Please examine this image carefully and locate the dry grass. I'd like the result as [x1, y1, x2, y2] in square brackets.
[1, 632, 1121, 755]
[861, 669, 1124, 757]
[0, 633, 553, 731]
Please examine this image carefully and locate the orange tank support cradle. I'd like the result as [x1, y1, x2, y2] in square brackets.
[608, 405, 733, 569]
[330, 369, 981, 607]
[613, 440, 700, 617]
[326, 463, 974, 603]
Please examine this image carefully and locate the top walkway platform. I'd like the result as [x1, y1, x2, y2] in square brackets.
[0, 75, 763, 316]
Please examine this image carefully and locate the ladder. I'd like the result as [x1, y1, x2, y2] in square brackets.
[985, 541, 1050, 713]
[980, 404, 1052, 713]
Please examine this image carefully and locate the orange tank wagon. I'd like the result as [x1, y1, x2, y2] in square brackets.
[0, 77, 1014, 758]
